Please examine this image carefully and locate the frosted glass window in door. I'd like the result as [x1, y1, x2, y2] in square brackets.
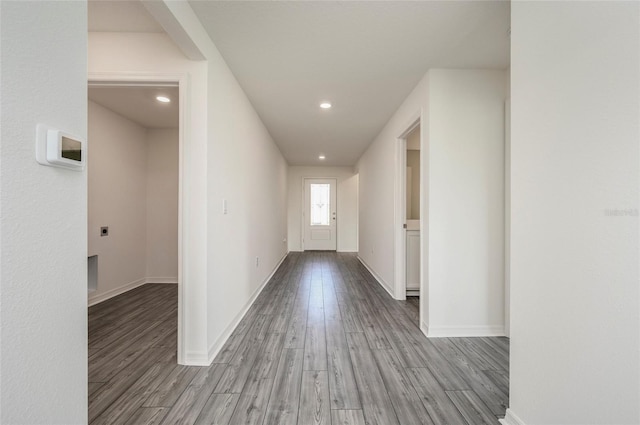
[310, 183, 331, 225]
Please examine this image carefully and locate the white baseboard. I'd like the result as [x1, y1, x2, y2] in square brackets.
[421, 321, 430, 337]
[145, 277, 178, 284]
[183, 351, 210, 366]
[337, 250, 358, 253]
[88, 277, 147, 307]
[406, 289, 420, 296]
[426, 324, 506, 337]
[88, 277, 178, 306]
[206, 252, 288, 364]
[500, 409, 526, 425]
[356, 256, 395, 298]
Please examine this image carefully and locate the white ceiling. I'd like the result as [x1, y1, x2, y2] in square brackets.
[88, 1, 510, 166]
[88, 86, 179, 129]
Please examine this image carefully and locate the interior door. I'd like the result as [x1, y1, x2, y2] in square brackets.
[304, 178, 337, 250]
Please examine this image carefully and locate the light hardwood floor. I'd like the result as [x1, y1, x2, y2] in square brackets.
[88, 252, 508, 425]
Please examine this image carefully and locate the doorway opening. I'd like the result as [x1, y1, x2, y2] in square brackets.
[86, 78, 184, 374]
[395, 116, 423, 327]
[405, 125, 421, 300]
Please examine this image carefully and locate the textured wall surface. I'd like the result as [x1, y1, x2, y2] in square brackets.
[1, 2, 88, 423]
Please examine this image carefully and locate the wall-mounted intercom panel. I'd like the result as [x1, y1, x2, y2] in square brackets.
[36, 124, 85, 171]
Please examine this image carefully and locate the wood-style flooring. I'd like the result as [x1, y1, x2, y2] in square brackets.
[89, 252, 509, 425]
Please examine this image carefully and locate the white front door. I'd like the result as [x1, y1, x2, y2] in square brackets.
[303, 178, 337, 250]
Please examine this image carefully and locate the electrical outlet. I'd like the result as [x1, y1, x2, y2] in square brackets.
[100, 226, 109, 237]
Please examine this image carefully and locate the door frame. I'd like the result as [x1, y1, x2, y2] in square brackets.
[301, 176, 338, 251]
[394, 114, 422, 302]
[88, 72, 187, 364]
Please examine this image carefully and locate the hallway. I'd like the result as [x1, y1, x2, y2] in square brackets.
[89, 252, 508, 425]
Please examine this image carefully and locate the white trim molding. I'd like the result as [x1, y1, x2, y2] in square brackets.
[421, 321, 430, 337]
[206, 252, 288, 363]
[145, 277, 178, 284]
[500, 409, 526, 425]
[357, 256, 395, 298]
[183, 351, 210, 366]
[88, 277, 147, 307]
[88, 277, 179, 306]
[426, 325, 506, 338]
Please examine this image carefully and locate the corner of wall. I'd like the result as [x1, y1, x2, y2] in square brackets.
[420, 321, 430, 338]
[357, 255, 396, 299]
[500, 409, 527, 425]
[88, 278, 147, 307]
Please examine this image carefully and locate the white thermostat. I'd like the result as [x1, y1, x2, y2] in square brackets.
[36, 124, 85, 171]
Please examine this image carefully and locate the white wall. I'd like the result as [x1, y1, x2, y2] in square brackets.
[203, 30, 288, 362]
[148, 3, 289, 363]
[356, 69, 506, 336]
[288, 166, 359, 252]
[357, 75, 427, 295]
[88, 101, 148, 304]
[90, 6, 289, 364]
[507, 2, 640, 425]
[504, 72, 510, 338]
[146, 128, 179, 282]
[427, 70, 505, 336]
[0, 1, 88, 423]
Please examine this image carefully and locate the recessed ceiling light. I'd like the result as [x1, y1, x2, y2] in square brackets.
[320, 102, 332, 109]
[156, 96, 171, 103]
[319, 155, 326, 160]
